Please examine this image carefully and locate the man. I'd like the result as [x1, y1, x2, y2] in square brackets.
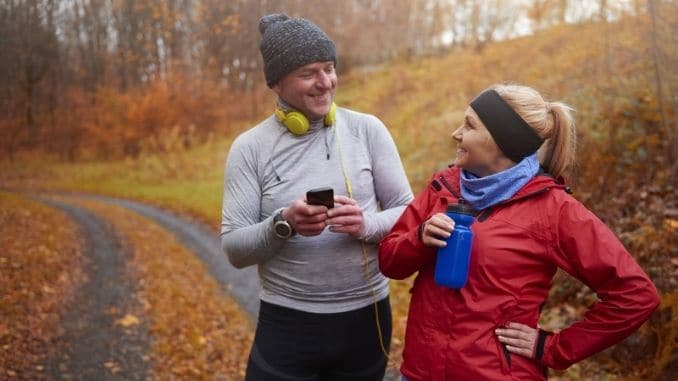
[220, 13, 413, 381]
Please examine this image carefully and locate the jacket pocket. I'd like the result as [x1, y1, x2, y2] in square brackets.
[495, 335, 512, 375]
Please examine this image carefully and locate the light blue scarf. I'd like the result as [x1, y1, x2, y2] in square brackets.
[460, 153, 540, 210]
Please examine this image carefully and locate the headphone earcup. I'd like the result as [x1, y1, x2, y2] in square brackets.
[283, 111, 310, 135]
[275, 103, 337, 135]
[324, 103, 337, 126]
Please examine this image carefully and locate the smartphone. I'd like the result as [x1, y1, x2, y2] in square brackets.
[306, 187, 334, 209]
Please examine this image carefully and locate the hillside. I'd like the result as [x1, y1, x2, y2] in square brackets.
[339, 17, 669, 189]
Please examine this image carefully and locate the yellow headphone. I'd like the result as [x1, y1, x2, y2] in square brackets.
[275, 103, 337, 135]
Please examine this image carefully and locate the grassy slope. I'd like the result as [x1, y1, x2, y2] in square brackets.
[0, 139, 231, 227]
[337, 19, 651, 190]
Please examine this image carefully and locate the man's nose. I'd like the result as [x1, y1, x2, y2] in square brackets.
[316, 72, 333, 89]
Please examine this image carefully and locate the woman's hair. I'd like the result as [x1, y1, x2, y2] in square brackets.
[491, 84, 577, 179]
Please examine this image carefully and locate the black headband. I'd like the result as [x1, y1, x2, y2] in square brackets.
[469, 89, 544, 162]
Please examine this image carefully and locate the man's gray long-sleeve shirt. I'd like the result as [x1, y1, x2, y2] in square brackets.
[221, 107, 413, 313]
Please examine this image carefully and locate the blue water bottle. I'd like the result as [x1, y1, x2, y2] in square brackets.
[434, 201, 477, 289]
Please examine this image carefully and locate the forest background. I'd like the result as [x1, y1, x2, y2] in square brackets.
[1, 0, 676, 380]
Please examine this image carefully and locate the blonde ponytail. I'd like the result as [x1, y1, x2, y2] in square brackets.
[542, 102, 576, 179]
[492, 84, 577, 179]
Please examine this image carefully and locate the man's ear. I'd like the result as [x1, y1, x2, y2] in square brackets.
[271, 83, 281, 95]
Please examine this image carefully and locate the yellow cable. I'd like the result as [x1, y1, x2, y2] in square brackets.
[333, 124, 391, 361]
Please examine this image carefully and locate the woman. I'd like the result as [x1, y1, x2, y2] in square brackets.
[378, 84, 660, 380]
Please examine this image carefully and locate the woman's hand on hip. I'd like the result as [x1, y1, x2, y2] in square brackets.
[495, 322, 539, 359]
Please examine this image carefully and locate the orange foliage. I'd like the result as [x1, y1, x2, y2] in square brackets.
[24, 74, 272, 160]
[0, 193, 85, 379]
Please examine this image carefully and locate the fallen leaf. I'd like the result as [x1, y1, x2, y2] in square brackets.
[115, 314, 140, 327]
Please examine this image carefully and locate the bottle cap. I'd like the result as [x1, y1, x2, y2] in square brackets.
[447, 201, 477, 216]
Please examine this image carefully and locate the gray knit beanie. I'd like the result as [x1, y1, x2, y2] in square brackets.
[259, 13, 337, 87]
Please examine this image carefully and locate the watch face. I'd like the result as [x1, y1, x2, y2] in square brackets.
[274, 221, 292, 238]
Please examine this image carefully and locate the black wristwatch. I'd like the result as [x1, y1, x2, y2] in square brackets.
[273, 210, 295, 239]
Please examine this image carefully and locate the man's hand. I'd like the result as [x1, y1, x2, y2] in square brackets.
[282, 199, 329, 236]
[421, 213, 455, 247]
[326, 195, 364, 238]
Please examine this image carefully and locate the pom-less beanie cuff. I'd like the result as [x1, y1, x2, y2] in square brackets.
[259, 14, 337, 87]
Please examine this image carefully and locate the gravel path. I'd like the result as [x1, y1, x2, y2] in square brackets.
[38, 197, 150, 381]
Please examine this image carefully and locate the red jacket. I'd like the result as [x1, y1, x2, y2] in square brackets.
[379, 166, 659, 380]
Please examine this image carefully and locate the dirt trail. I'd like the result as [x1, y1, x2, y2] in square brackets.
[79, 194, 261, 319]
[38, 197, 150, 381]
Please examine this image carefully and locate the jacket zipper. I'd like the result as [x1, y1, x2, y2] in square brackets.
[438, 175, 460, 198]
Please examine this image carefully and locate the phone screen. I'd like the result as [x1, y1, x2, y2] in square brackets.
[306, 187, 334, 208]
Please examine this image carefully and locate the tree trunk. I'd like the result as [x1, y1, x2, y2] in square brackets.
[647, 0, 672, 173]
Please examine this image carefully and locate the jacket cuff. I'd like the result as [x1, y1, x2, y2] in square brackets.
[417, 222, 425, 242]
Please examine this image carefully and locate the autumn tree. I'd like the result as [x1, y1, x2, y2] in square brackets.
[0, 0, 664, 160]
